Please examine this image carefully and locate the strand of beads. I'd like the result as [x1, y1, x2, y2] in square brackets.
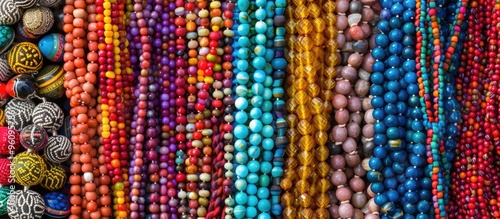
[368, 0, 414, 216]
[162, 1, 179, 217]
[173, 0, 189, 216]
[144, 0, 161, 217]
[270, 0, 287, 217]
[129, 0, 152, 217]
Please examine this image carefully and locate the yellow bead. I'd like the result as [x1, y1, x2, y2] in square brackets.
[204, 76, 214, 84]
[102, 118, 109, 125]
[102, 131, 110, 138]
[118, 123, 125, 129]
[110, 121, 118, 127]
[106, 71, 116, 78]
[101, 104, 109, 111]
[102, 111, 109, 117]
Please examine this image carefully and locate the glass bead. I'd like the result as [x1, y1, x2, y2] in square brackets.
[20, 124, 48, 151]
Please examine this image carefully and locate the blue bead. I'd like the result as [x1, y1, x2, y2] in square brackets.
[384, 115, 398, 127]
[235, 111, 249, 124]
[382, 167, 394, 178]
[374, 194, 388, 206]
[238, 24, 251, 35]
[246, 184, 257, 195]
[386, 127, 400, 139]
[370, 84, 385, 96]
[271, 58, 287, 70]
[262, 138, 274, 151]
[259, 174, 271, 187]
[374, 122, 387, 134]
[248, 146, 261, 159]
[390, 3, 404, 15]
[387, 55, 401, 67]
[444, 84, 456, 98]
[246, 206, 258, 217]
[389, 17, 403, 29]
[235, 97, 249, 110]
[402, 22, 416, 35]
[420, 177, 432, 189]
[402, 35, 415, 46]
[416, 214, 430, 219]
[236, 71, 250, 84]
[247, 160, 261, 173]
[369, 157, 383, 170]
[261, 112, 273, 125]
[402, 47, 416, 59]
[384, 91, 398, 104]
[405, 191, 419, 204]
[389, 29, 404, 42]
[391, 151, 407, 162]
[411, 120, 424, 131]
[380, 202, 396, 215]
[387, 81, 401, 92]
[235, 192, 249, 205]
[255, 34, 267, 45]
[404, 215, 416, 219]
[396, 173, 407, 183]
[403, 10, 416, 22]
[234, 205, 246, 218]
[257, 188, 270, 199]
[371, 96, 385, 108]
[257, 200, 271, 212]
[383, 156, 393, 166]
[385, 68, 401, 81]
[416, 200, 430, 213]
[249, 120, 263, 133]
[234, 124, 249, 139]
[386, 189, 400, 202]
[392, 162, 406, 174]
[258, 213, 271, 219]
[384, 103, 398, 115]
[380, 0, 393, 8]
[260, 161, 272, 173]
[246, 173, 259, 184]
[372, 47, 386, 60]
[372, 110, 386, 123]
[448, 111, 461, 123]
[367, 170, 384, 182]
[419, 188, 432, 200]
[271, 204, 282, 216]
[445, 98, 460, 110]
[380, 9, 393, 21]
[249, 108, 263, 119]
[374, 134, 388, 145]
[409, 154, 425, 166]
[371, 182, 385, 193]
[375, 35, 390, 48]
[397, 90, 408, 101]
[374, 146, 388, 158]
[384, 178, 398, 189]
[371, 72, 385, 85]
[445, 139, 457, 151]
[373, 61, 386, 72]
[403, 203, 418, 215]
[238, 0, 250, 10]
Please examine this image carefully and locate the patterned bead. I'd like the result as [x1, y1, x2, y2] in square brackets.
[43, 192, 71, 218]
[38, 34, 65, 63]
[19, 125, 48, 151]
[22, 6, 54, 36]
[40, 162, 66, 191]
[6, 74, 37, 99]
[5, 99, 35, 131]
[44, 135, 72, 164]
[35, 64, 65, 99]
[0, 25, 14, 55]
[0, 158, 11, 185]
[7, 190, 45, 219]
[39, 0, 63, 8]
[0, 127, 19, 155]
[0, 56, 13, 82]
[0, 0, 22, 25]
[12, 152, 46, 186]
[7, 42, 43, 74]
[32, 102, 64, 133]
[0, 187, 10, 216]
[13, 0, 38, 9]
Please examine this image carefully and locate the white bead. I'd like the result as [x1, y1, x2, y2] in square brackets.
[83, 172, 93, 182]
[224, 162, 233, 170]
[178, 190, 187, 199]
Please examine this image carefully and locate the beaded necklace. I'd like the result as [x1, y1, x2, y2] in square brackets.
[129, 0, 153, 218]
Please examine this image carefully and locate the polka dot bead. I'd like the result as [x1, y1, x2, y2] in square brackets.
[39, 0, 63, 8]
[7, 42, 43, 74]
[12, 152, 46, 186]
[0, 127, 20, 155]
[22, 6, 54, 36]
[0, 158, 11, 185]
[19, 125, 48, 151]
[7, 190, 45, 219]
[32, 102, 64, 133]
[43, 192, 70, 218]
[5, 99, 35, 131]
[0, 56, 12, 82]
[0, 0, 22, 25]
[0, 187, 9, 216]
[44, 135, 72, 164]
[13, 0, 38, 9]
[0, 25, 14, 55]
[40, 162, 66, 191]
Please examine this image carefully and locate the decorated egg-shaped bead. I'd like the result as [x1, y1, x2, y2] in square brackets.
[0, 56, 13, 82]
[44, 135, 72, 164]
[0, 187, 10, 215]
[0, 26, 14, 55]
[20, 125, 48, 151]
[7, 42, 43, 74]
[32, 102, 64, 133]
[5, 99, 35, 131]
[12, 152, 46, 186]
[14, 23, 40, 42]
[43, 192, 70, 218]
[35, 65, 65, 99]
[6, 74, 37, 99]
[40, 162, 66, 191]
[0, 0, 22, 25]
[0, 158, 11, 185]
[7, 190, 45, 219]
[0, 127, 19, 155]
[38, 34, 64, 62]
[22, 6, 54, 36]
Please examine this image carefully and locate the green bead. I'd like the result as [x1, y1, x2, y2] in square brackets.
[259, 174, 270, 187]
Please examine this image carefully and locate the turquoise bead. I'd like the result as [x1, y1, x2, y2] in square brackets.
[235, 85, 249, 97]
[249, 108, 263, 119]
[233, 205, 246, 219]
[246, 173, 259, 184]
[260, 161, 272, 173]
[261, 112, 273, 125]
[238, 0, 250, 10]
[257, 187, 270, 199]
[249, 133, 262, 145]
[257, 200, 271, 212]
[252, 57, 266, 70]
[253, 70, 266, 83]
[251, 96, 263, 107]
[275, 0, 286, 8]
[272, 58, 287, 70]
[261, 125, 274, 137]
[249, 119, 263, 132]
[258, 213, 272, 219]
[237, 48, 251, 59]
[262, 138, 274, 150]
[265, 48, 275, 62]
[248, 146, 261, 159]
[263, 76, 273, 86]
[235, 152, 249, 164]
[255, 34, 267, 45]
[234, 124, 249, 139]
[235, 97, 249, 110]
[271, 167, 283, 178]
[262, 101, 273, 112]
[236, 72, 250, 84]
[246, 206, 258, 218]
[265, 2, 275, 17]
[262, 151, 273, 162]
[255, 8, 267, 20]
[235, 192, 249, 204]
[235, 111, 248, 124]
[238, 37, 251, 47]
[252, 83, 265, 96]
[262, 88, 273, 100]
[247, 160, 261, 173]
[247, 196, 258, 207]
[235, 179, 248, 192]
[254, 45, 266, 57]
[259, 174, 270, 187]
[255, 21, 268, 34]
[246, 184, 257, 195]
[234, 139, 248, 152]
[236, 165, 249, 177]
[238, 24, 251, 35]
[255, 0, 266, 7]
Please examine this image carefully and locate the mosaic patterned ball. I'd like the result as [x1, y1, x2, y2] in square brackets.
[0, 127, 20, 155]
[44, 135, 72, 164]
[0, 0, 23, 25]
[39, 0, 63, 8]
[13, 0, 38, 9]
[5, 99, 35, 131]
[40, 162, 66, 191]
[12, 152, 46, 187]
[0, 109, 6, 126]
[43, 192, 70, 218]
[20, 125, 48, 151]
[35, 65, 65, 99]
[38, 34, 64, 62]
[22, 6, 54, 36]
[7, 190, 45, 219]
[0, 158, 11, 185]
[7, 42, 43, 74]
[0, 187, 9, 216]
[0, 56, 13, 82]
[0, 25, 14, 55]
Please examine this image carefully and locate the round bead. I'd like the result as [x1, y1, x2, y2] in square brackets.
[19, 125, 48, 151]
[0, 0, 23, 25]
[43, 192, 70, 218]
[0, 158, 11, 185]
[7, 190, 45, 219]
[0, 56, 13, 82]
[22, 6, 54, 36]
[5, 99, 35, 130]
[12, 152, 46, 186]
[32, 102, 64, 133]
[0, 127, 20, 155]
[7, 42, 43, 74]
[38, 34, 65, 62]
[40, 162, 66, 191]
[0, 25, 14, 55]
[44, 135, 72, 164]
